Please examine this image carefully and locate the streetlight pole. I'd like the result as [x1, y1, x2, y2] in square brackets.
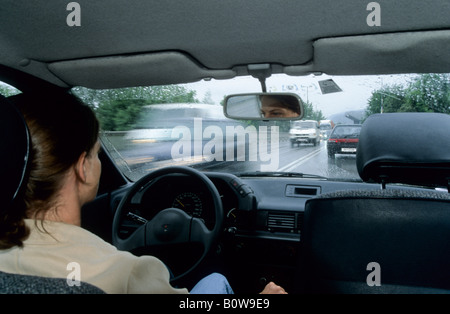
[375, 91, 401, 113]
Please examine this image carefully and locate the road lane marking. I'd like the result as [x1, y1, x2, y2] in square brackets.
[277, 145, 326, 172]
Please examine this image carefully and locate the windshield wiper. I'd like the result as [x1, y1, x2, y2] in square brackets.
[236, 171, 328, 179]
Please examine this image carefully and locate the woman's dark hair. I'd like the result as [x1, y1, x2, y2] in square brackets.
[0, 91, 99, 249]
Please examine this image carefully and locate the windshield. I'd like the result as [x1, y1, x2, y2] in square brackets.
[72, 73, 450, 182]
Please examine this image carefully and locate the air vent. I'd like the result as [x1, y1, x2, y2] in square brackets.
[267, 212, 296, 231]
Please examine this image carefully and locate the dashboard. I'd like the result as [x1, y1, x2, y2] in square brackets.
[112, 170, 437, 292]
[117, 171, 388, 242]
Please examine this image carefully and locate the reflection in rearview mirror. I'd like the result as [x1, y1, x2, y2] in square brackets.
[224, 93, 304, 120]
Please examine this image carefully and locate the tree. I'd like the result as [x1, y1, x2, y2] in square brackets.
[72, 85, 200, 130]
[302, 100, 326, 121]
[144, 85, 199, 104]
[365, 84, 406, 116]
[202, 90, 214, 104]
[406, 74, 450, 114]
[365, 74, 450, 118]
[95, 99, 144, 131]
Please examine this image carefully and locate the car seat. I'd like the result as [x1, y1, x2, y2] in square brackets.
[0, 93, 105, 294]
[298, 113, 450, 294]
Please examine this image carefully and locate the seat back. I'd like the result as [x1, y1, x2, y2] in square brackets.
[302, 189, 450, 293]
[0, 270, 105, 294]
[0, 93, 105, 294]
[300, 113, 450, 293]
[0, 93, 31, 209]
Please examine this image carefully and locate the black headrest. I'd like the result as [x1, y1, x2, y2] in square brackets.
[0, 94, 31, 209]
[356, 112, 450, 188]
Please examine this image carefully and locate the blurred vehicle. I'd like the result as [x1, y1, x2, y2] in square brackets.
[319, 120, 334, 140]
[289, 120, 320, 147]
[127, 103, 228, 140]
[327, 124, 362, 158]
[122, 103, 245, 172]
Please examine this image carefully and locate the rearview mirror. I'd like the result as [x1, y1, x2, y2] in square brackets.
[223, 93, 303, 120]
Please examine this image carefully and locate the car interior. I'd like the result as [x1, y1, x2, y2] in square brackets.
[1, 1, 450, 295]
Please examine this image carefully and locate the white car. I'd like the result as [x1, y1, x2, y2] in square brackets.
[289, 120, 320, 147]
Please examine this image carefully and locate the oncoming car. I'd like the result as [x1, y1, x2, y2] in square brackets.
[327, 124, 362, 159]
[319, 119, 334, 140]
[289, 120, 320, 147]
[1, 0, 450, 299]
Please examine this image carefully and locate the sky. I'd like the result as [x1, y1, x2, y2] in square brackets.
[187, 73, 414, 119]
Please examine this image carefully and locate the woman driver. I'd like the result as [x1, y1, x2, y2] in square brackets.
[0, 92, 286, 294]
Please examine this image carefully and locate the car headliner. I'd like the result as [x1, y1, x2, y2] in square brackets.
[0, 1, 449, 89]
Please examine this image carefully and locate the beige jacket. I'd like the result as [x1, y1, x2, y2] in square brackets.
[0, 219, 188, 294]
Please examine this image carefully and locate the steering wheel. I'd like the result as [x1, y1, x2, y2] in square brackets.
[112, 166, 224, 281]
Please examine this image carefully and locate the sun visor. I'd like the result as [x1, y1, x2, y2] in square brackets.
[48, 52, 236, 89]
[312, 30, 450, 75]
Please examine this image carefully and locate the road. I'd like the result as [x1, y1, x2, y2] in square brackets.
[195, 140, 360, 181]
[109, 133, 361, 182]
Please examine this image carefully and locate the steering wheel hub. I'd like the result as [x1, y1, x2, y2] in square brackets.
[150, 208, 190, 242]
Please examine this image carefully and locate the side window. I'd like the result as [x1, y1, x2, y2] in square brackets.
[0, 82, 21, 97]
